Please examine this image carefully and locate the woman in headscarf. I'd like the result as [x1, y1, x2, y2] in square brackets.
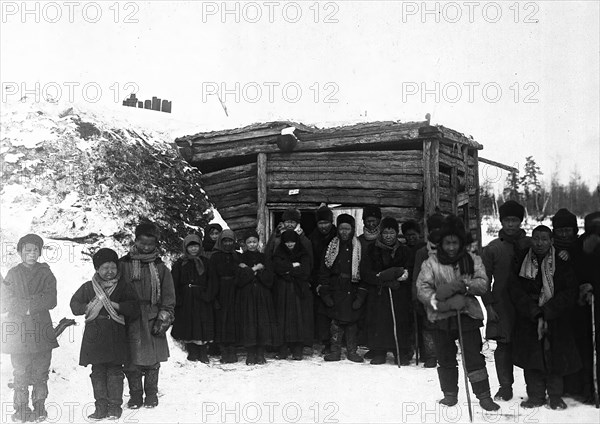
[272, 229, 313, 360]
[208, 229, 241, 363]
[202, 223, 223, 259]
[171, 234, 213, 363]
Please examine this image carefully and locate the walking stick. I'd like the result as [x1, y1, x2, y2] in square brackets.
[413, 309, 420, 365]
[388, 287, 401, 368]
[456, 310, 473, 423]
[591, 294, 599, 409]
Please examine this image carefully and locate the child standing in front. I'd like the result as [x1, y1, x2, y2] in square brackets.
[236, 230, 277, 365]
[1, 234, 58, 423]
[70, 248, 140, 420]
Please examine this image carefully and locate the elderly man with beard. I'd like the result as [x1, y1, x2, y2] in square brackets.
[318, 214, 368, 362]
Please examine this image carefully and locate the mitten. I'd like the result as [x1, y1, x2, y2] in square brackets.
[151, 310, 173, 337]
[579, 283, 593, 306]
[378, 267, 402, 282]
[437, 294, 466, 312]
[435, 280, 466, 301]
[352, 296, 365, 310]
[386, 280, 401, 290]
[322, 295, 334, 308]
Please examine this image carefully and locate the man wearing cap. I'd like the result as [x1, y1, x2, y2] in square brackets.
[309, 204, 337, 353]
[318, 214, 367, 362]
[482, 200, 531, 401]
[358, 206, 382, 252]
[265, 207, 313, 269]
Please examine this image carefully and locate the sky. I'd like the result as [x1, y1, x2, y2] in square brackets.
[1, 0, 599, 190]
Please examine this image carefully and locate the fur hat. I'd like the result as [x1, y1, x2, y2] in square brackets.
[499, 200, 525, 221]
[552, 208, 577, 230]
[282, 208, 301, 223]
[243, 229, 260, 241]
[315, 205, 333, 223]
[336, 213, 355, 228]
[426, 213, 445, 231]
[439, 215, 467, 246]
[17, 233, 43, 252]
[362, 206, 382, 221]
[281, 229, 299, 243]
[92, 248, 119, 269]
[584, 211, 600, 233]
[380, 217, 399, 233]
[135, 221, 160, 240]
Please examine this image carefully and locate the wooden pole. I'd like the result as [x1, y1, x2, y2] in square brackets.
[257, 153, 268, 249]
[451, 166, 458, 214]
[462, 146, 471, 238]
[422, 139, 439, 235]
[473, 149, 482, 252]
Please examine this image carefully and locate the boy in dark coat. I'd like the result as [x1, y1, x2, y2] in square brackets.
[318, 214, 367, 362]
[412, 213, 445, 368]
[361, 217, 413, 365]
[272, 230, 314, 360]
[1, 234, 58, 422]
[417, 215, 500, 411]
[171, 234, 213, 363]
[481, 200, 530, 401]
[120, 222, 175, 409]
[508, 225, 581, 409]
[309, 204, 337, 353]
[236, 229, 277, 365]
[70, 248, 140, 420]
[208, 229, 241, 363]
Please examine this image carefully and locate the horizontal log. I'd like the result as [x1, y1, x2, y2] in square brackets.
[380, 207, 423, 222]
[457, 192, 469, 207]
[268, 171, 423, 185]
[479, 157, 518, 173]
[267, 160, 424, 175]
[201, 163, 256, 185]
[204, 176, 256, 197]
[267, 188, 422, 208]
[209, 189, 257, 209]
[218, 203, 258, 220]
[269, 150, 422, 162]
[224, 216, 258, 230]
[268, 178, 422, 191]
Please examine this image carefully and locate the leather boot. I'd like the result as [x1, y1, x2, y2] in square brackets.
[220, 344, 229, 364]
[276, 345, 289, 360]
[125, 370, 143, 409]
[32, 400, 47, 422]
[246, 346, 257, 365]
[469, 370, 500, 411]
[291, 344, 304, 360]
[197, 345, 209, 364]
[88, 373, 108, 420]
[370, 351, 387, 365]
[229, 346, 238, 363]
[106, 367, 124, 419]
[437, 366, 459, 402]
[324, 321, 342, 361]
[143, 367, 160, 408]
[186, 343, 199, 361]
[12, 384, 30, 423]
[31, 380, 48, 421]
[345, 324, 364, 363]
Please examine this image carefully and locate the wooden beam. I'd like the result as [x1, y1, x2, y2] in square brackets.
[473, 149, 482, 251]
[257, 153, 268, 248]
[451, 166, 458, 213]
[422, 138, 440, 234]
[478, 156, 518, 173]
[267, 188, 422, 208]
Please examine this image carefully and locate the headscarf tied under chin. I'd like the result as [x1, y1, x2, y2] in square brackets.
[129, 244, 161, 306]
[214, 229, 237, 253]
[182, 234, 205, 276]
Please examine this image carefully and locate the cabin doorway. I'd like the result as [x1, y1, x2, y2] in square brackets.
[268, 206, 364, 237]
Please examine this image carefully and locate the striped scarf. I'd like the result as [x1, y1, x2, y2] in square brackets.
[85, 273, 125, 325]
[324, 236, 362, 283]
[129, 245, 161, 305]
[519, 246, 556, 306]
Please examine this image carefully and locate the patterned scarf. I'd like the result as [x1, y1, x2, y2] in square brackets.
[85, 273, 125, 325]
[129, 245, 161, 305]
[324, 236, 361, 282]
[362, 226, 380, 241]
[519, 246, 556, 306]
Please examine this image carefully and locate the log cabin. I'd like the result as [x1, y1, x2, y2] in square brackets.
[175, 118, 514, 250]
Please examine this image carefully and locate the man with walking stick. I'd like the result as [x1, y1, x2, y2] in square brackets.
[416, 215, 500, 413]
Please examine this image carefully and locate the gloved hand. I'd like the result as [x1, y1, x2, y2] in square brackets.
[437, 294, 466, 312]
[151, 310, 174, 337]
[435, 280, 467, 301]
[579, 283, 593, 306]
[385, 280, 401, 290]
[352, 296, 365, 310]
[378, 267, 404, 283]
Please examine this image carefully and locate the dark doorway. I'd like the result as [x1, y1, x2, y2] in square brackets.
[272, 209, 318, 236]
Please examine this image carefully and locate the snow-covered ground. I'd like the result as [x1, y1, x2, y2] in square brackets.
[1, 234, 599, 423]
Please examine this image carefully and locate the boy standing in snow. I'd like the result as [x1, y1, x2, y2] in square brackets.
[416, 216, 500, 411]
[1, 234, 58, 422]
[120, 222, 175, 409]
[70, 248, 140, 420]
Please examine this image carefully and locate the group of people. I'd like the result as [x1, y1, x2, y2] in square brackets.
[1, 202, 599, 422]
